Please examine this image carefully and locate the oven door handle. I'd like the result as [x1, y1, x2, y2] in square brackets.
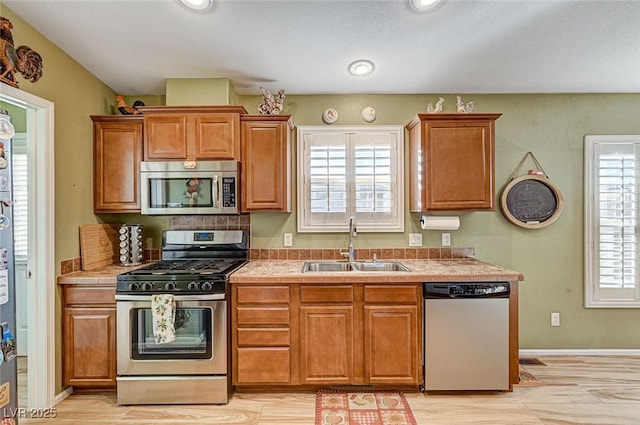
[115, 294, 226, 302]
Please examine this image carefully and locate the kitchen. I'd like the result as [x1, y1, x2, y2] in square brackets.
[0, 0, 639, 424]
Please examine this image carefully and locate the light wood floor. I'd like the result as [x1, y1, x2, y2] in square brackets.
[18, 355, 640, 424]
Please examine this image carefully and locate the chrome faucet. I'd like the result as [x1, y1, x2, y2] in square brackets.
[340, 216, 357, 263]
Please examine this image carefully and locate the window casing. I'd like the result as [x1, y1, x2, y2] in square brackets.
[297, 126, 404, 233]
[585, 135, 640, 308]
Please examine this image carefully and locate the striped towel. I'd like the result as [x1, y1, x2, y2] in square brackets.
[151, 294, 176, 344]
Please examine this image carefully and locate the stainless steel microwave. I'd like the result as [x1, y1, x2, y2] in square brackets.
[140, 161, 239, 215]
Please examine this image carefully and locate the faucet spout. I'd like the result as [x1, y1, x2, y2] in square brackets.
[340, 216, 357, 263]
[348, 216, 357, 263]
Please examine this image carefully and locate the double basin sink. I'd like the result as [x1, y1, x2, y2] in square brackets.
[302, 260, 410, 273]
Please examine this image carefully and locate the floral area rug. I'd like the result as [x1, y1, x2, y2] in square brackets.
[315, 389, 418, 425]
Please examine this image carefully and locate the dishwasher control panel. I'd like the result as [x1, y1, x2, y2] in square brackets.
[423, 282, 509, 298]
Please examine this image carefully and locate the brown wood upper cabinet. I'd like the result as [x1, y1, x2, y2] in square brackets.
[139, 106, 247, 161]
[406, 113, 502, 211]
[241, 115, 293, 212]
[91, 115, 143, 213]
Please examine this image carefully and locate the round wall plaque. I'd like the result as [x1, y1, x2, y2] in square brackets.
[499, 175, 564, 229]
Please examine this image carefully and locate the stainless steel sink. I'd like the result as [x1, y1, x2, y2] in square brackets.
[353, 261, 410, 272]
[301, 261, 354, 272]
[301, 260, 409, 272]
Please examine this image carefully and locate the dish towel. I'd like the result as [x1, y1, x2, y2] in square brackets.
[151, 294, 176, 344]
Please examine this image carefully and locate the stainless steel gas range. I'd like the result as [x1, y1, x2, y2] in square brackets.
[115, 229, 247, 405]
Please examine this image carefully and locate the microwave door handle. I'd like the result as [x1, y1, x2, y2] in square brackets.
[212, 175, 220, 208]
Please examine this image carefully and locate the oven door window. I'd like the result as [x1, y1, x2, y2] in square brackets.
[131, 306, 213, 359]
[148, 176, 216, 209]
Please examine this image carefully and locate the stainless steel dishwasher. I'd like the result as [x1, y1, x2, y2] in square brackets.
[423, 282, 510, 391]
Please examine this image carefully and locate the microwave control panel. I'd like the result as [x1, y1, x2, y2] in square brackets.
[222, 177, 236, 208]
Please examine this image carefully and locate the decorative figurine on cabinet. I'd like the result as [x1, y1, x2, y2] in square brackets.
[456, 96, 476, 113]
[427, 97, 445, 113]
[0, 16, 43, 88]
[257, 87, 286, 115]
[116, 95, 145, 115]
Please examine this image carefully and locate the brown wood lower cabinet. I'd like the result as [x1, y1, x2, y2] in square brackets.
[232, 282, 421, 389]
[61, 285, 117, 389]
[232, 285, 293, 385]
[300, 305, 354, 384]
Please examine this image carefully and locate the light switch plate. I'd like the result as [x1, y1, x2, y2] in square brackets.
[283, 233, 293, 247]
[441, 232, 451, 247]
[409, 233, 422, 246]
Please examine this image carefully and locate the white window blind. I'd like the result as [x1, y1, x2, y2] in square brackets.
[585, 135, 640, 307]
[11, 134, 28, 262]
[298, 126, 404, 233]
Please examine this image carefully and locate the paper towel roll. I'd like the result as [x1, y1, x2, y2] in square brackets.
[420, 215, 460, 231]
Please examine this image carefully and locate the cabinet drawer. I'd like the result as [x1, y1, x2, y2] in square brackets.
[236, 307, 290, 325]
[236, 347, 290, 384]
[236, 286, 290, 304]
[237, 328, 290, 347]
[64, 286, 116, 306]
[364, 285, 418, 304]
[300, 285, 353, 303]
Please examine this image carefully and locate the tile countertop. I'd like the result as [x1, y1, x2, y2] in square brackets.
[230, 258, 525, 284]
[57, 263, 151, 285]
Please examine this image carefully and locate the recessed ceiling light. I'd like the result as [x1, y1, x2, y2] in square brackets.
[348, 60, 375, 77]
[409, 0, 443, 12]
[178, 0, 213, 11]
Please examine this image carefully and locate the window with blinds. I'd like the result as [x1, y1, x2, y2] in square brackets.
[585, 135, 640, 307]
[298, 126, 404, 232]
[11, 135, 28, 262]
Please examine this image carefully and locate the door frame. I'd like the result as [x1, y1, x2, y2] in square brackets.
[0, 83, 55, 409]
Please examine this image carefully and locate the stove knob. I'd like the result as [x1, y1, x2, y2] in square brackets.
[201, 281, 212, 291]
[142, 282, 154, 291]
[128, 282, 140, 292]
[164, 282, 177, 291]
[188, 281, 200, 291]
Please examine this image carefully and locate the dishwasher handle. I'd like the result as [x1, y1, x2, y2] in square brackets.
[423, 282, 510, 298]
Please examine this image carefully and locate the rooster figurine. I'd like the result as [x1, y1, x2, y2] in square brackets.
[456, 96, 476, 113]
[257, 87, 285, 115]
[426, 97, 445, 113]
[0, 16, 43, 88]
[116, 95, 145, 115]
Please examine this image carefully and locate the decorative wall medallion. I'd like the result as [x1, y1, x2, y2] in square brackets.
[322, 108, 338, 124]
[361, 106, 376, 122]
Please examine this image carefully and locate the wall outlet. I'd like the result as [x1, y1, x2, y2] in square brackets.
[409, 233, 422, 246]
[551, 312, 560, 327]
[283, 233, 293, 247]
[441, 232, 451, 247]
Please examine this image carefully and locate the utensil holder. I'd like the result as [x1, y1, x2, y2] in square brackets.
[119, 223, 144, 266]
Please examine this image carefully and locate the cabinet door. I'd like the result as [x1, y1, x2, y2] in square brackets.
[194, 113, 240, 160]
[93, 118, 142, 212]
[144, 114, 188, 160]
[241, 117, 291, 212]
[63, 307, 116, 388]
[364, 305, 418, 385]
[407, 113, 500, 211]
[426, 121, 494, 210]
[300, 306, 354, 384]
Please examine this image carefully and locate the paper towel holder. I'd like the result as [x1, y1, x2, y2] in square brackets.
[420, 214, 461, 231]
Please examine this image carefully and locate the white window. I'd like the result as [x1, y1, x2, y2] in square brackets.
[584, 135, 640, 308]
[297, 126, 404, 233]
[11, 133, 28, 263]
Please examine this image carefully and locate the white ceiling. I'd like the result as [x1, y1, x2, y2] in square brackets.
[3, 0, 640, 96]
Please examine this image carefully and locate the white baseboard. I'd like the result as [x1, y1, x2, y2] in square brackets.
[54, 387, 73, 405]
[520, 348, 640, 356]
